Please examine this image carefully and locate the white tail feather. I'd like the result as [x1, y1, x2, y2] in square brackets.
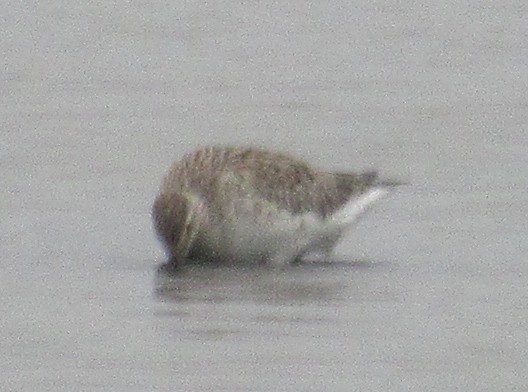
[330, 187, 390, 226]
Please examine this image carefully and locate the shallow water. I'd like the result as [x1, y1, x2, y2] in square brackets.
[2, 0, 528, 391]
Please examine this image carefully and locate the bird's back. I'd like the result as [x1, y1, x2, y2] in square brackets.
[159, 146, 379, 219]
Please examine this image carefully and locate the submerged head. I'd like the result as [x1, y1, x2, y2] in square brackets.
[152, 192, 194, 264]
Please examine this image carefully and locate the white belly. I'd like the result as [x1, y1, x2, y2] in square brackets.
[196, 207, 328, 265]
[193, 186, 389, 265]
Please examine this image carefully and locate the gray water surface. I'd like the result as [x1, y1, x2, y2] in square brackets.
[2, 1, 528, 391]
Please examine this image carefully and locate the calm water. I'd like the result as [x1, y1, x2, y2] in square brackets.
[2, 1, 528, 391]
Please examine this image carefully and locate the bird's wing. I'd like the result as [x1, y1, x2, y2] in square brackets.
[215, 155, 321, 217]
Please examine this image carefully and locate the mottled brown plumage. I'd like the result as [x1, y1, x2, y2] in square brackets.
[153, 146, 399, 268]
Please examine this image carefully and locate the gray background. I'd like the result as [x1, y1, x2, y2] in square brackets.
[2, 1, 527, 391]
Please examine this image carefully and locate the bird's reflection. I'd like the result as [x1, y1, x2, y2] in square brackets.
[154, 259, 383, 306]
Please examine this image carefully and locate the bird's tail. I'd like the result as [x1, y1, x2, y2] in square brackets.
[328, 170, 406, 226]
[335, 170, 407, 191]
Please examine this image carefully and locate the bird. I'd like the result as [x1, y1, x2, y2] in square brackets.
[152, 145, 402, 270]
